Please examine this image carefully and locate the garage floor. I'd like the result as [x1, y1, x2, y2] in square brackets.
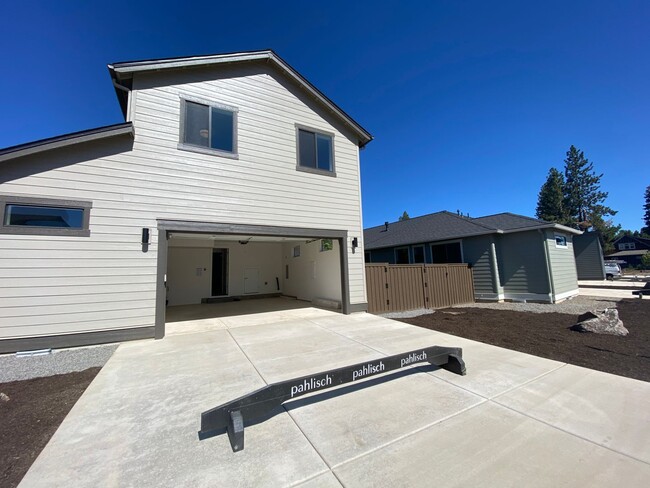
[19, 304, 650, 487]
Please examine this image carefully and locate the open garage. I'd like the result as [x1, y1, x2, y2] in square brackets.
[155, 221, 353, 338]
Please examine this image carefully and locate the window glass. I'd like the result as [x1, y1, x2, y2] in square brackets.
[298, 130, 316, 168]
[316, 134, 332, 171]
[184, 101, 210, 147]
[4, 205, 84, 228]
[395, 248, 409, 264]
[431, 243, 462, 263]
[211, 108, 234, 152]
[298, 129, 333, 172]
[555, 235, 567, 247]
[293, 245, 301, 257]
[413, 246, 425, 263]
[321, 239, 333, 252]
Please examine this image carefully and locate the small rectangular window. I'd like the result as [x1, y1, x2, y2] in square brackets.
[0, 196, 91, 236]
[431, 242, 463, 263]
[412, 246, 425, 263]
[297, 127, 334, 174]
[180, 99, 237, 156]
[395, 247, 410, 264]
[320, 239, 333, 252]
[555, 234, 568, 248]
[293, 245, 301, 257]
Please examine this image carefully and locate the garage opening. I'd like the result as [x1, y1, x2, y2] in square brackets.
[155, 221, 350, 338]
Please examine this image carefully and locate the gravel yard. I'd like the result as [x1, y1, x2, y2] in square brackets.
[0, 344, 117, 487]
[0, 344, 118, 383]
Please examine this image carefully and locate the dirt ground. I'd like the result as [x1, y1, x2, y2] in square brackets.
[0, 368, 100, 488]
[399, 299, 650, 382]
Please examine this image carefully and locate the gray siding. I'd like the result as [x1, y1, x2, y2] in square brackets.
[497, 231, 550, 296]
[462, 235, 497, 296]
[0, 63, 366, 341]
[573, 232, 605, 280]
[545, 230, 579, 296]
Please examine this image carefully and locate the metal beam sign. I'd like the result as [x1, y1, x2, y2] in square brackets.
[200, 345, 466, 452]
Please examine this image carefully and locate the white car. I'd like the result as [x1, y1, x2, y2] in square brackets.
[604, 262, 622, 280]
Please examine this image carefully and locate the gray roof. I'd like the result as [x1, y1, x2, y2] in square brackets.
[471, 212, 551, 231]
[0, 123, 134, 163]
[108, 50, 373, 147]
[364, 211, 580, 250]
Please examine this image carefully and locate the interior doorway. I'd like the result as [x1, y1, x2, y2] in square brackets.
[212, 249, 228, 296]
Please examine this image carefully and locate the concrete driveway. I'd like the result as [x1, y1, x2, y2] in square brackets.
[20, 302, 650, 487]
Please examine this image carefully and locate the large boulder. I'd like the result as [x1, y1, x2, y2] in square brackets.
[571, 309, 629, 336]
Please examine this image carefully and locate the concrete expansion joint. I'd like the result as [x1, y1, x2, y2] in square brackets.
[488, 363, 569, 401]
[491, 400, 650, 467]
[329, 400, 487, 471]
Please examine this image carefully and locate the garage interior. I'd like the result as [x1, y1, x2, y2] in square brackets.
[163, 232, 344, 326]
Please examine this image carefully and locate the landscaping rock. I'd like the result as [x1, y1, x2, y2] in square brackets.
[571, 309, 629, 336]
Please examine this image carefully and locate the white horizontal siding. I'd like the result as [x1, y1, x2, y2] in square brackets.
[0, 62, 367, 340]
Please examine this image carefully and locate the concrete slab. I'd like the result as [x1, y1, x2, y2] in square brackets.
[19, 330, 329, 488]
[333, 402, 650, 487]
[287, 368, 484, 467]
[19, 307, 650, 487]
[494, 364, 650, 463]
[292, 472, 344, 488]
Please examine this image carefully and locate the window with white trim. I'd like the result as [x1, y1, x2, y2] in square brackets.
[555, 234, 568, 248]
[296, 127, 334, 174]
[618, 242, 635, 250]
[180, 99, 237, 156]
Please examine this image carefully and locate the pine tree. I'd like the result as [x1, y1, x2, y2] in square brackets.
[398, 211, 410, 221]
[562, 145, 616, 230]
[536, 168, 566, 222]
[642, 185, 650, 235]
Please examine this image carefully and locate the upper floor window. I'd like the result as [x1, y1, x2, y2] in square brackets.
[619, 242, 635, 250]
[296, 126, 335, 175]
[0, 195, 91, 237]
[180, 98, 237, 157]
[555, 234, 568, 248]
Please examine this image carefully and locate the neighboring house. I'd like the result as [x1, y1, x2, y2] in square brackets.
[0, 50, 373, 353]
[607, 235, 650, 268]
[364, 211, 581, 303]
[572, 231, 606, 280]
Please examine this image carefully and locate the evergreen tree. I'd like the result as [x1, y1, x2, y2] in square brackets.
[643, 185, 650, 235]
[562, 145, 616, 231]
[536, 168, 566, 222]
[398, 211, 410, 221]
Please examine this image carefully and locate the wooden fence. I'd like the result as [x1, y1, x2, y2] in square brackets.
[365, 264, 475, 314]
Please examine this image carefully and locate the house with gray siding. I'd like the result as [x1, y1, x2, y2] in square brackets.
[0, 50, 372, 353]
[572, 231, 605, 280]
[364, 211, 581, 303]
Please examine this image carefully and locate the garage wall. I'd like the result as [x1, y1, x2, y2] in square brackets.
[282, 239, 341, 304]
[167, 245, 212, 306]
[167, 238, 283, 305]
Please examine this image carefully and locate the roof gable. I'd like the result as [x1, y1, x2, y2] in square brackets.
[108, 50, 372, 147]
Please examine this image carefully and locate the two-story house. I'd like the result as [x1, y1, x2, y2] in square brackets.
[607, 235, 650, 268]
[0, 50, 373, 353]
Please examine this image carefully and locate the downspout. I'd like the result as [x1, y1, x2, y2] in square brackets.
[540, 229, 556, 303]
[489, 237, 502, 300]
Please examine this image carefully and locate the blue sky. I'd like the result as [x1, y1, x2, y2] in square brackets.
[1, 0, 648, 231]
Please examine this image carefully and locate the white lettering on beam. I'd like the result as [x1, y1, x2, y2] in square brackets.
[352, 361, 385, 381]
[290, 374, 333, 398]
[400, 351, 427, 368]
